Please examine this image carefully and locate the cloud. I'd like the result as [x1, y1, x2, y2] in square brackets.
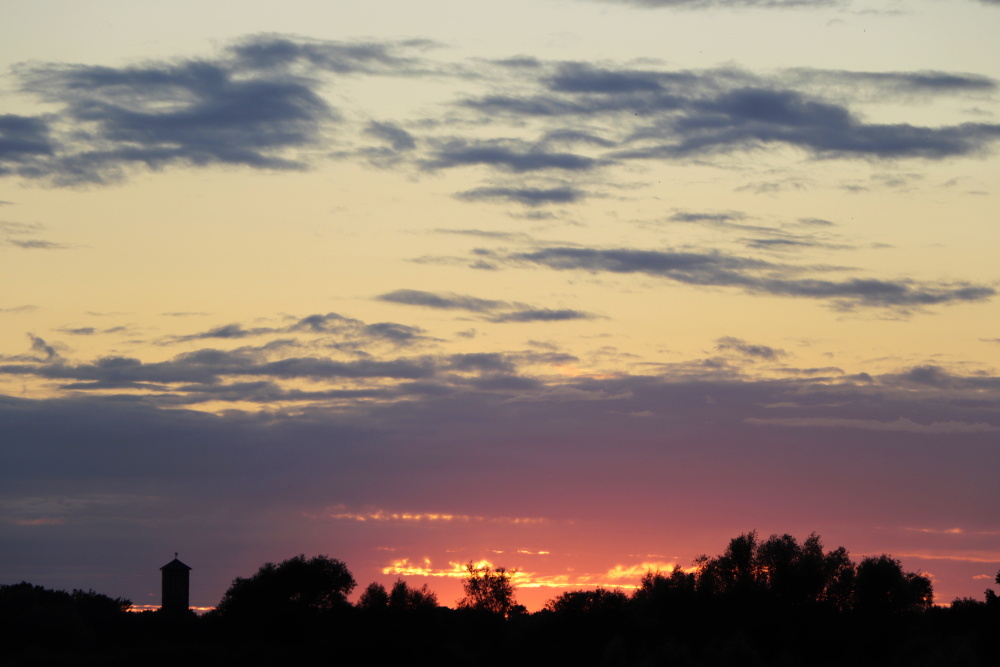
[5, 239, 74, 249]
[227, 34, 433, 74]
[0, 348, 437, 386]
[364, 121, 416, 151]
[620, 88, 1000, 160]
[715, 336, 785, 360]
[745, 417, 1000, 434]
[378, 289, 506, 313]
[8, 39, 1000, 189]
[423, 139, 600, 172]
[377, 289, 595, 323]
[669, 210, 748, 225]
[488, 309, 594, 323]
[457, 186, 586, 206]
[28, 334, 60, 362]
[784, 69, 998, 99]
[447, 353, 517, 374]
[4, 35, 433, 185]
[0, 114, 56, 176]
[0, 221, 73, 250]
[162, 312, 431, 349]
[169, 323, 276, 342]
[463, 64, 1000, 162]
[15, 58, 336, 185]
[508, 246, 995, 311]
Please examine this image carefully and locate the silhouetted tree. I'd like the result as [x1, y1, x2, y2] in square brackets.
[984, 569, 1000, 606]
[693, 531, 863, 613]
[389, 578, 438, 610]
[215, 554, 355, 624]
[631, 565, 697, 620]
[853, 554, 933, 614]
[0, 582, 132, 652]
[458, 562, 517, 617]
[545, 587, 629, 615]
[695, 530, 764, 600]
[357, 581, 389, 611]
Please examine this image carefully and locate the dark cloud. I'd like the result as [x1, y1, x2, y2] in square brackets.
[447, 353, 517, 373]
[666, 211, 845, 252]
[0, 114, 56, 175]
[5, 35, 431, 185]
[546, 62, 679, 94]
[488, 309, 594, 323]
[433, 228, 537, 243]
[423, 139, 599, 172]
[462, 64, 1000, 162]
[377, 289, 595, 323]
[509, 246, 995, 311]
[621, 87, 1000, 160]
[227, 34, 433, 74]
[8, 40, 999, 188]
[457, 186, 586, 206]
[16, 57, 334, 184]
[0, 348, 436, 387]
[743, 237, 838, 251]
[170, 323, 273, 342]
[28, 334, 60, 362]
[363, 322, 426, 345]
[58, 327, 96, 336]
[162, 313, 431, 349]
[715, 336, 785, 360]
[890, 365, 957, 390]
[364, 121, 416, 151]
[378, 289, 506, 313]
[670, 210, 747, 224]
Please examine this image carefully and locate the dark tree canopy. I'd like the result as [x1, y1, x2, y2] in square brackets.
[389, 578, 438, 610]
[458, 562, 518, 617]
[215, 554, 355, 622]
[544, 587, 629, 615]
[357, 578, 438, 611]
[853, 554, 933, 614]
[694, 531, 866, 610]
[357, 581, 390, 611]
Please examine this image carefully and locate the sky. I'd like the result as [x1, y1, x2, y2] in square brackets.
[2, 0, 999, 612]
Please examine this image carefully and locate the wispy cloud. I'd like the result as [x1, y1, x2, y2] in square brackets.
[377, 289, 596, 323]
[457, 186, 586, 206]
[504, 246, 994, 312]
[744, 417, 1000, 433]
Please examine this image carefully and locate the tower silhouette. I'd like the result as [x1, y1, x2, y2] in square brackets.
[160, 553, 192, 613]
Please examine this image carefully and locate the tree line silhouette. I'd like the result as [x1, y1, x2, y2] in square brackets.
[3, 531, 998, 666]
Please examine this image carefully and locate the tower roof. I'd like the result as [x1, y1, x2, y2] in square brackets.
[160, 556, 192, 571]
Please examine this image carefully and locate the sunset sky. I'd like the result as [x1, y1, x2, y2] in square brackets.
[2, 0, 999, 612]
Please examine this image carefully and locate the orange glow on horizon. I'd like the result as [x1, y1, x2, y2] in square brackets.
[380, 557, 702, 592]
